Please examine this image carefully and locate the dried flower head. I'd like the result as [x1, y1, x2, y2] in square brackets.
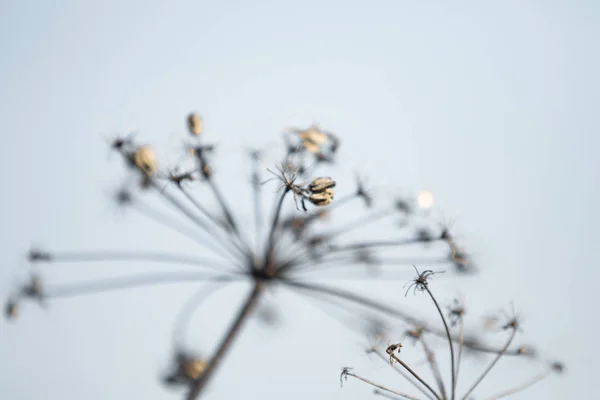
[385, 342, 403, 364]
[404, 265, 442, 297]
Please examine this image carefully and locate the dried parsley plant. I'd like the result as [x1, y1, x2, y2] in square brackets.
[339, 267, 564, 400]
[3, 113, 538, 399]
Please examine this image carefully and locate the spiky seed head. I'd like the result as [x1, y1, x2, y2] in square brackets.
[308, 177, 336, 193]
[309, 188, 334, 206]
[187, 113, 203, 136]
[134, 146, 157, 176]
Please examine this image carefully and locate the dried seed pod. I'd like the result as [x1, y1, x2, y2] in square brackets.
[187, 113, 203, 136]
[23, 275, 43, 298]
[299, 125, 329, 145]
[295, 125, 329, 154]
[5, 300, 18, 320]
[134, 146, 157, 176]
[308, 177, 336, 193]
[165, 353, 207, 386]
[179, 358, 207, 380]
[309, 188, 334, 206]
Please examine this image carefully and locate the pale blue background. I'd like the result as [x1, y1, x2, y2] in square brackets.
[1, 0, 598, 399]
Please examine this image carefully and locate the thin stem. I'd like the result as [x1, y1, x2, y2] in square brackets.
[179, 186, 222, 229]
[265, 188, 290, 261]
[186, 282, 264, 400]
[389, 353, 441, 400]
[280, 193, 358, 257]
[284, 254, 358, 274]
[207, 178, 240, 236]
[343, 370, 423, 400]
[287, 255, 449, 275]
[419, 336, 447, 400]
[317, 207, 396, 241]
[423, 286, 456, 400]
[133, 200, 239, 265]
[332, 238, 439, 252]
[153, 182, 247, 260]
[179, 186, 251, 258]
[172, 282, 228, 347]
[32, 250, 236, 274]
[281, 278, 420, 326]
[480, 368, 553, 400]
[250, 151, 263, 254]
[455, 317, 465, 394]
[375, 389, 416, 400]
[461, 328, 518, 400]
[281, 237, 441, 269]
[44, 272, 239, 299]
[280, 279, 523, 356]
[372, 350, 435, 400]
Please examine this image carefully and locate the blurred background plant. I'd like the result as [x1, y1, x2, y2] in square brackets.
[339, 268, 564, 400]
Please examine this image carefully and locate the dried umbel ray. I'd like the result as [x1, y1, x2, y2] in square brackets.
[5, 113, 552, 399]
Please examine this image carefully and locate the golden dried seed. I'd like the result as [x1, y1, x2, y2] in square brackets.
[309, 188, 334, 206]
[181, 358, 207, 379]
[309, 177, 336, 193]
[187, 113, 203, 136]
[299, 125, 328, 146]
[134, 146, 157, 176]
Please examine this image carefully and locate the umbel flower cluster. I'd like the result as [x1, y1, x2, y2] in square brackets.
[4, 113, 561, 399]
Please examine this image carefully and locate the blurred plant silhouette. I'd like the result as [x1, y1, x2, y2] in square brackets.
[340, 268, 564, 399]
[4, 113, 562, 399]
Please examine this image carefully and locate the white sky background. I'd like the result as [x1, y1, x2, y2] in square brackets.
[1, 0, 599, 399]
